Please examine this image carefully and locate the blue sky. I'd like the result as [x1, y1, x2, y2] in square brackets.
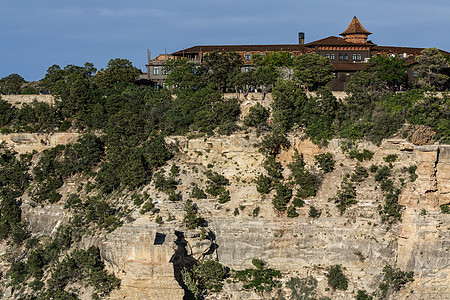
[1, 0, 449, 81]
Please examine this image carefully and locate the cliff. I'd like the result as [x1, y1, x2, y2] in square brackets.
[1, 132, 449, 299]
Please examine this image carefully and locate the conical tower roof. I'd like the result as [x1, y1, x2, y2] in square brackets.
[340, 16, 372, 36]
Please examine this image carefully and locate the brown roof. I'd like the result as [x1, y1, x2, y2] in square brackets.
[372, 45, 424, 55]
[303, 36, 375, 47]
[340, 16, 372, 36]
[332, 62, 367, 71]
[172, 44, 306, 55]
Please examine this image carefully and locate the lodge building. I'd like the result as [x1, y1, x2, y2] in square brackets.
[140, 17, 446, 91]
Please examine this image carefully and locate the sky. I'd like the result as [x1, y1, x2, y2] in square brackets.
[1, 0, 449, 81]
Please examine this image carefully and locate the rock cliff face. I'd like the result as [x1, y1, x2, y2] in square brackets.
[90, 136, 449, 299]
[4, 131, 449, 299]
[0, 132, 80, 154]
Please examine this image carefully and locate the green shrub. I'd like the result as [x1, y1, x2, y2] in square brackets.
[351, 165, 368, 182]
[308, 205, 321, 218]
[259, 128, 290, 157]
[326, 265, 348, 290]
[383, 154, 398, 163]
[264, 156, 284, 179]
[233, 258, 282, 296]
[244, 103, 270, 129]
[441, 204, 449, 214]
[183, 199, 205, 229]
[182, 260, 227, 299]
[332, 181, 357, 213]
[314, 153, 335, 173]
[191, 184, 207, 199]
[155, 215, 163, 224]
[153, 171, 178, 193]
[288, 151, 317, 199]
[255, 174, 274, 194]
[286, 276, 322, 300]
[205, 171, 229, 197]
[356, 289, 373, 300]
[348, 149, 374, 162]
[375, 166, 390, 182]
[378, 265, 413, 298]
[218, 189, 231, 204]
[407, 165, 418, 182]
[292, 196, 305, 207]
[287, 205, 299, 218]
[272, 183, 292, 212]
[252, 206, 260, 217]
[140, 200, 155, 214]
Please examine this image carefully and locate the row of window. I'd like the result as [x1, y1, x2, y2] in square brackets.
[325, 53, 363, 61]
[152, 67, 168, 76]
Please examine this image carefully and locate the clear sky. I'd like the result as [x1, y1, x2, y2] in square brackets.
[1, 0, 449, 81]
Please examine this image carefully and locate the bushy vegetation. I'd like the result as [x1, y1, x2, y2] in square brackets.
[314, 152, 335, 173]
[181, 260, 227, 299]
[233, 258, 282, 296]
[288, 151, 318, 199]
[183, 199, 206, 229]
[326, 264, 348, 290]
[0, 146, 32, 244]
[285, 275, 330, 300]
[378, 265, 414, 298]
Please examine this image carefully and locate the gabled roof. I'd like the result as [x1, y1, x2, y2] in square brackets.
[303, 36, 375, 47]
[340, 16, 372, 36]
[172, 44, 306, 55]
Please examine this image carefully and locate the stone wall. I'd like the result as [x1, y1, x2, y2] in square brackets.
[1, 95, 55, 107]
[0, 132, 80, 154]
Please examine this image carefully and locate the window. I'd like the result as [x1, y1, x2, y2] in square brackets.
[153, 67, 159, 75]
[339, 53, 348, 60]
[245, 54, 251, 61]
[162, 67, 168, 75]
[325, 53, 335, 60]
[333, 72, 338, 78]
[352, 53, 362, 61]
[245, 67, 252, 72]
[412, 70, 418, 78]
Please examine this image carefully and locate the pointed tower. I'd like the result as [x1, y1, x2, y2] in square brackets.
[340, 16, 372, 44]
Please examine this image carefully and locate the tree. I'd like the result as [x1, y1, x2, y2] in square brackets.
[326, 265, 348, 290]
[251, 51, 294, 68]
[0, 74, 26, 94]
[0, 98, 15, 127]
[94, 58, 141, 88]
[271, 79, 308, 131]
[232, 70, 256, 97]
[366, 55, 408, 92]
[254, 65, 279, 98]
[293, 54, 334, 91]
[243, 103, 270, 130]
[202, 51, 243, 92]
[182, 260, 227, 299]
[233, 258, 282, 296]
[414, 47, 450, 90]
[164, 58, 205, 90]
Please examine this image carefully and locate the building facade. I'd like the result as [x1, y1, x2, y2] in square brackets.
[142, 17, 447, 91]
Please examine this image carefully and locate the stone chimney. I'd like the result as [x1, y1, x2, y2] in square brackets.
[298, 32, 305, 45]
